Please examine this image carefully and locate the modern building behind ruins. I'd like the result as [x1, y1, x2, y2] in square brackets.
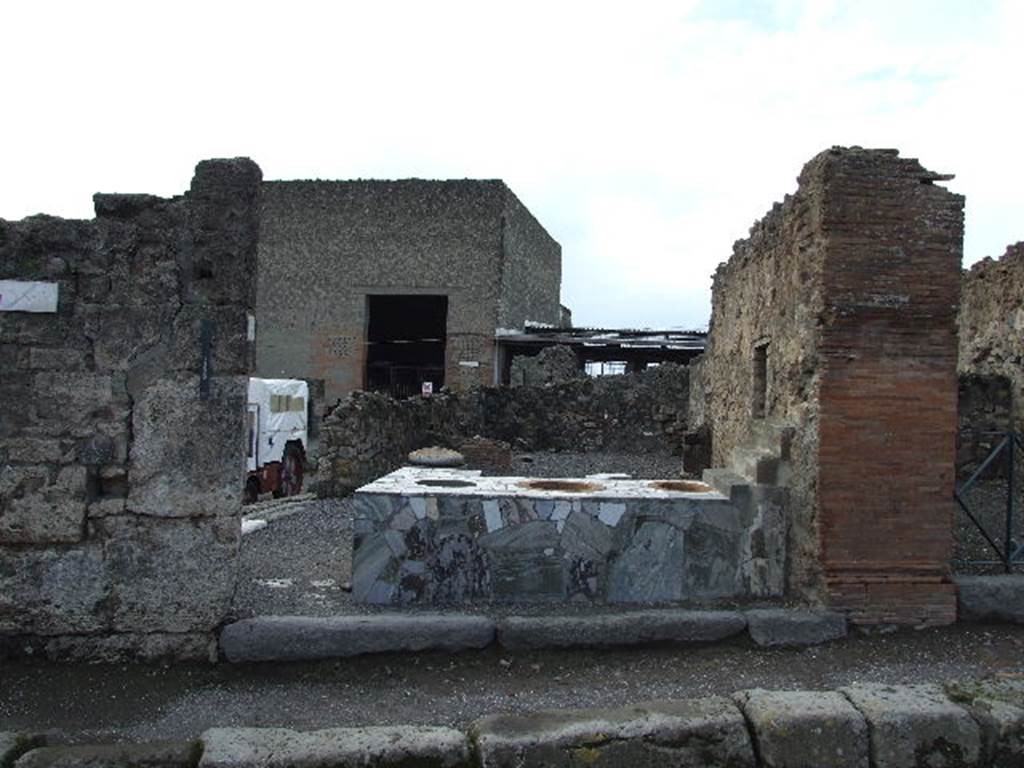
[255, 179, 562, 406]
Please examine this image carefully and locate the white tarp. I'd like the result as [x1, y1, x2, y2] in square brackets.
[247, 378, 308, 471]
[0, 280, 58, 313]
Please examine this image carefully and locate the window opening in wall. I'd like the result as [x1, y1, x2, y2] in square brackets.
[586, 360, 627, 377]
[753, 341, 769, 419]
[366, 294, 448, 398]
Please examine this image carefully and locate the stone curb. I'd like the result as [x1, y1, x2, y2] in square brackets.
[840, 682, 983, 768]
[11, 681, 1023, 767]
[219, 608, 851, 662]
[955, 575, 1024, 623]
[745, 609, 847, 647]
[497, 610, 748, 651]
[0, 734, 46, 768]
[219, 614, 496, 663]
[14, 742, 197, 768]
[199, 726, 470, 768]
[470, 697, 753, 767]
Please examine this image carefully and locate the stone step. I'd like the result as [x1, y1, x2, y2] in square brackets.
[702, 468, 747, 495]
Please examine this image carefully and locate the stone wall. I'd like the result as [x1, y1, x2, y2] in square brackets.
[508, 345, 583, 387]
[706, 147, 964, 624]
[959, 242, 1024, 432]
[497, 188, 562, 331]
[256, 180, 561, 404]
[316, 364, 690, 496]
[0, 158, 261, 661]
[957, 373, 1013, 477]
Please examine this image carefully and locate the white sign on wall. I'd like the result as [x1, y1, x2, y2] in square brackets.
[421, 382, 434, 397]
[0, 280, 59, 313]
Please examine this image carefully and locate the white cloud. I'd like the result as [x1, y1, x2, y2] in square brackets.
[2, 0, 1020, 328]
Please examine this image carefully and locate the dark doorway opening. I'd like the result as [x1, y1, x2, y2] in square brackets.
[366, 294, 448, 398]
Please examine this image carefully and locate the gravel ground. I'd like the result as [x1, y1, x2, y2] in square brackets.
[1, 624, 1022, 743]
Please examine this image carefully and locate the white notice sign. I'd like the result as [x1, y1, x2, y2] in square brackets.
[0, 280, 59, 313]
[421, 382, 434, 397]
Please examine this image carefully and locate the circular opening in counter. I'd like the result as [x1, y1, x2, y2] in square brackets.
[518, 479, 605, 493]
[416, 479, 477, 488]
[649, 480, 713, 493]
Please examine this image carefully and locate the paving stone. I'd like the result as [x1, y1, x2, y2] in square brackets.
[497, 610, 747, 651]
[471, 696, 754, 767]
[946, 678, 1024, 767]
[14, 742, 196, 768]
[219, 614, 495, 662]
[955, 575, 1024, 623]
[736, 689, 868, 768]
[199, 725, 470, 767]
[746, 609, 847, 646]
[840, 683, 982, 768]
[1, 734, 45, 768]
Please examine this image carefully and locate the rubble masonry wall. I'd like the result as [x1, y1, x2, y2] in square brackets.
[959, 242, 1024, 432]
[0, 159, 261, 661]
[316, 364, 690, 496]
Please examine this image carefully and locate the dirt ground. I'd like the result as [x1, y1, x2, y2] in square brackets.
[1, 624, 1022, 743]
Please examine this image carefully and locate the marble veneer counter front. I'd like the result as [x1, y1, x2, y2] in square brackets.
[351, 468, 786, 605]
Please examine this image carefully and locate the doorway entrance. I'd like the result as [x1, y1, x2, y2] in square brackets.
[365, 294, 448, 398]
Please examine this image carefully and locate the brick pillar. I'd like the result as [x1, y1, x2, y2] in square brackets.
[815, 149, 964, 625]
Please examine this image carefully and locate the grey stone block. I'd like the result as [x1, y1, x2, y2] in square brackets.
[14, 742, 196, 768]
[1, 734, 45, 768]
[0, 544, 111, 635]
[946, 678, 1024, 767]
[840, 683, 982, 768]
[220, 614, 496, 662]
[736, 689, 868, 768]
[199, 726, 470, 767]
[471, 697, 754, 767]
[955, 575, 1024, 623]
[128, 375, 246, 519]
[98, 515, 239, 634]
[746, 609, 847, 646]
[497, 610, 747, 651]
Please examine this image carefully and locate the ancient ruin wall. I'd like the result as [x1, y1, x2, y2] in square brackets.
[959, 242, 1024, 431]
[707, 147, 964, 624]
[815, 150, 963, 625]
[497, 187, 562, 331]
[316, 365, 690, 496]
[0, 159, 261, 661]
[256, 180, 511, 403]
[706, 162, 828, 598]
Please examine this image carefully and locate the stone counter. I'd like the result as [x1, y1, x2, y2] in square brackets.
[351, 468, 786, 605]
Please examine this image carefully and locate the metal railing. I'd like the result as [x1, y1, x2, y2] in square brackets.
[954, 430, 1023, 572]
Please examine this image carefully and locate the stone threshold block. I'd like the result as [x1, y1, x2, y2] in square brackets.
[745, 608, 847, 647]
[13, 742, 197, 768]
[219, 614, 495, 663]
[471, 697, 755, 767]
[199, 726, 470, 768]
[840, 683, 982, 768]
[736, 689, 868, 768]
[954, 575, 1024, 623]
[497, 610, 747, 651]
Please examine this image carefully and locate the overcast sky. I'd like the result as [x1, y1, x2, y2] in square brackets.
[3, 1, 1021, 329]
